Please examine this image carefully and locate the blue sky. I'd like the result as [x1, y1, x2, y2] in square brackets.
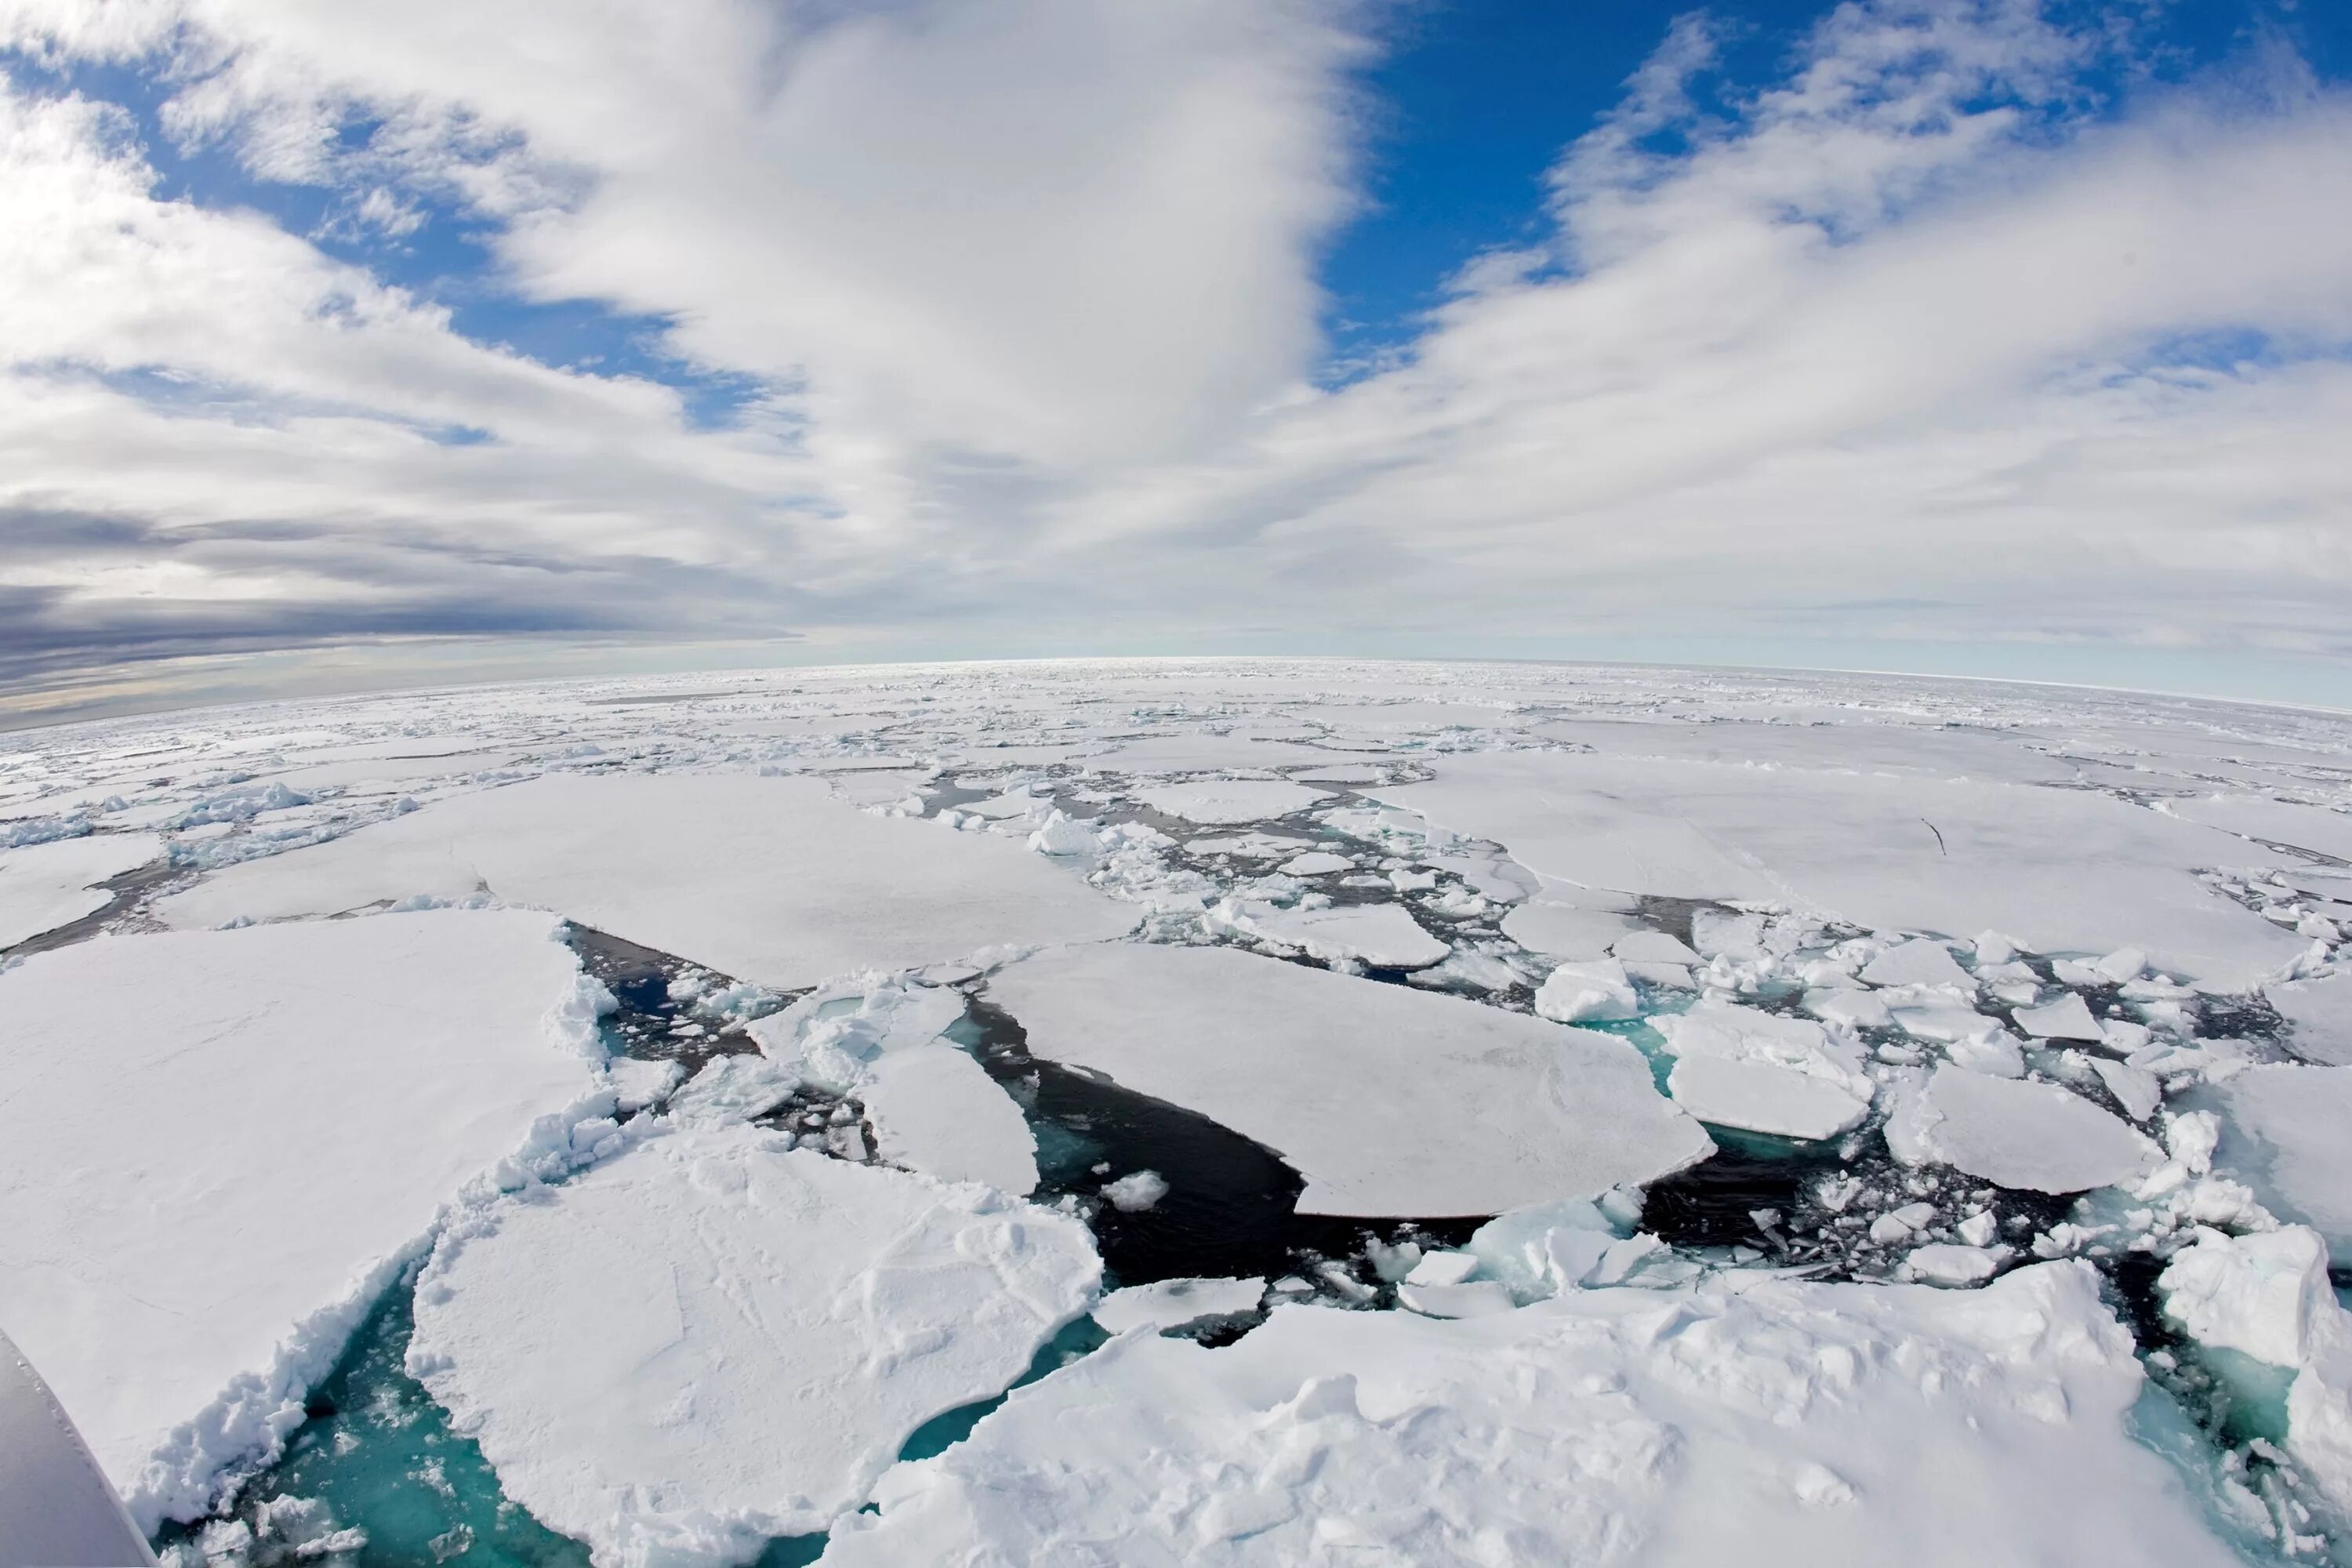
[1, 0, 2349, 720]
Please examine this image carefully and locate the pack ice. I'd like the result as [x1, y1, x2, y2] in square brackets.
[156, 772, 1137, 986]
[0, 830, 161, 948]
[405, 1123, 1098, 1568]
[0, 909, 611, 1530]
[987, 942, 1712, 1215]
[822, 1263, 2239, 1567]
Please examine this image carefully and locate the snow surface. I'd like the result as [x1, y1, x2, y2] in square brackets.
[823, 1263, 2241, 1568]
[861, 1044, 1039, 1195]
[407, 1123, 1099, 1568]
[1136, 781, 1330, 825]
[1094, 1277, 1267, 1334]
[157, 773, 1137, 986]
[2015, 992, 2105, 1042]
[2270, 974, 2352, 1066]
[1889, 1066, 2161, 1193]
[1651, 1000, 1875, 1140]
[988, 942, 1712, 1216]
[0, 910, 609, 1530]
[0, 831, 161, 948]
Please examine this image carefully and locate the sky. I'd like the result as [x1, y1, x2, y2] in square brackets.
[2, 0, 2349, 723]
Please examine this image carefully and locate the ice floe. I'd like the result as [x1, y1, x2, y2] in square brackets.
[1532, 957, 1639, 1022]
[1093, 1277, 1266, 1335]
[0, 909, 610, 1530]
[2270, 972, 2352, 1065]
[2198, 1065, 2352, 1265]
[1651, 999, 1875, 1140]
[0, 830, 162, 949]
[1210, 899, 1450, 970]
[988, 942, 1712, 1215]
[405, 1123, 1098, 1567]
[824, 1262, 2241, 1567]
[1889, 1065, 2161, 1193]
[1135, 781, 1330, 825]
[861, 1044, 1039, 1195]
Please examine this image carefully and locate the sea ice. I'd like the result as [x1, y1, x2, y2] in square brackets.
[1135, 781, 1330, 825]
[0, 830, 162, 948]
[2198, 1065, 2352, 1265]
[823, 1262, 2241, 1567]
[1276, 851, 1356, 877]
[1860, 938, 1973, 990]
[1651, 1000, 1875, 1139]
[2013, 993, 2105, 1042]
[158, 773, 1137, 987]
[1898, 1244, 2002, 1287]
[1500, 901, 1637, 959]
[860, 1044, 1039, 1194]
[1533, 958, 1639, 1022]
[0, 910, 610, 1529]
[987, 942, 1712, 1216]
[405, 1124, 1098, 1567]
[1217, 900, 1450, 970]
[2158, 1225, 2335, 1369]
[2270, 974, 2352, 1066]
[1093, 1278, 1267, 1335]
[1888, 1066, 2161, 1193]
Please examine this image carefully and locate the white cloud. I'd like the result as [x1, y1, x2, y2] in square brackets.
[0, 0, 2348, 697]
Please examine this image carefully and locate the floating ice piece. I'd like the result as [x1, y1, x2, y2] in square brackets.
[1102, 1170, 1171, 1212]
[0, 910, 608, 1529]
[1888, 1000, 2006, 1044]
[1276, 851, 1354, 877]
[157, 774, 1137, 988]
[0, 831, 162, 949]
[2090, 1058, 2162, 1121]
[1973, 931, 2022, 965]
[1465, 1199, 1621, 1302]
[862, 1044, 1039, 1194]
[1612, 928, 1702, 965]
[1943, 1032, 2027, 1079]
[1899, 1244, 2001, 1287]
[2158, 1225, 2334, 1369]
[1804, 988, 1893, 1030]
[1093, 1278, 1265, 1335]
[608, 1056, 684, 1114]
[825, 1263, 2241, 1568]
[1534, 957, 1639, 1022]
[1137, 781, 1330, 825]
[1888, 1066, 2161, 1193]
[2096, 946, 2148, 984]
[2013, 993, 2103, 1042]
[1652, 1000, 1874, 1140]
[989, 943, 1711, 1217]
[2198, 1065, 2352, 1265]
[406, 1124, 1098, 1566]
[1860, 939, 1973, 990]
[1026, 809, 1099, 856]
[1500, 901, 1636, 959]
[2269, 974, 2352, 1066]
[1221, 900, 1450, 969]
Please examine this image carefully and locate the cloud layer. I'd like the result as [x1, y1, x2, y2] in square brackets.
[1, 0, 2347, 701]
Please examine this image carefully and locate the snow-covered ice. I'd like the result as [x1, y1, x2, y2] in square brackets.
[0, 909, 609, 1529]
[823, 1263, 2241, 1568]
[1215, 900, 1450, 969]
[0, 830, 162, 948]
[1652, 999, 1875, 1140]
[406, 1123, 1098, 1567]
[1889, 1066, 2161, 1193]
[861, 1044, 1039, 1195]
[988, 942, 1712, 1215]
[1093, 1277, 1266, 1335]
[1532, 957, 1639, 1022]
[158, 773, 1137, 987]
[2270, 973, 2352, 1066]
[2198, 1065, 2352, 1265]
[2014, 992, 2106, 1042]
[1136, 781, 1330, 825]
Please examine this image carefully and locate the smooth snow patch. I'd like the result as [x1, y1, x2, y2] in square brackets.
[989, 942, 1712, 1216]
[862, 1044, 1039, 1195]
[2270, 975, 2352, 1066]
[0, 832, 162, 948]
[0, 910, 608, 1529]
[158, 773, 1137, 987]
[1889, 1067, 2161, 1193]
[406, 1124, 1098, 1566]
[826, 1263, 2241, 1567]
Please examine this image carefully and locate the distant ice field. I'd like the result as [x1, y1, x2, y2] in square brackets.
[1, 655, 2347, 1567]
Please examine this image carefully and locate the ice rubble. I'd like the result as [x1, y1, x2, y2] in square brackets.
[987, 942, 1713, 1216]
[1094, 1277, 1268, 1335]
[157, 772, 1137, 987]
[1378, 753, 2306, 985]
[1888, 1066, 2161, 1193]
[406, 1123, 1099, 1568]
[1651, 999, 1875, 1140]
[0, 909, 611, 1529]
[822, 1264, 2241, 1568]
[0, 830, 161, 948]
[1532, 957, 1640, 1022]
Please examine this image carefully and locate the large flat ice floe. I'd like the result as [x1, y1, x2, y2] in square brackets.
[822, 1262, 2240, 1567]
[1379, 752, 2304, 986]
[1889, 1066, 2161, 1193]
[0, 830, 161, 948]
[987, 942, 1712, 1216]
[406, 1123, 1098, 1568]
[1135, 780, 1331, 825]
[157, 772, 1137, 986]
[0, 909, 610, 1529]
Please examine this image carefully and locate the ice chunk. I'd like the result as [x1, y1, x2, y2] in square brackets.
[1026, 809, 1099, 856]
[1888, 1066, 2161, 1193]
[825, 1263, 2241, 1568]
[1136, 781, 1330, 825]
[989, 943, 1711, 1217]
[2269, 973, 2352, 1066]
[862, 1044, 1039, 1195]
[1465, 1199, 1621, 1302]
[2013, 993, 2104, 1042]
[1402, 1250, 1482, 1288]
[2197, 1065, 2352, 1265]
[1276, 851, 1355, 877]
[1102, 1170, 1171, 1212]
[1396, 1279, 1516, 1318]
[157, 774, 1138, 989]
[2158, 1225, 2334, 1368]
[1804, 988, 1892, 1030]
[1899, 1245, 2001, 1287]
[0, 831, 162, 949]
[1652, 1000, 1874, 1140]
[2090, 1058, 2162, 1121]
[0, 910, 608, 1529]
[406, 1124, 1098, 1565]
[1611, 929, 1702, 965]
[1093, 1277, 1265, 1335]
[1860, 938, 1973, 990]
[1499, 901, 1637, 959]
[1534, 957, 1639, 1022]
[1220, 900, 1450, 970]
